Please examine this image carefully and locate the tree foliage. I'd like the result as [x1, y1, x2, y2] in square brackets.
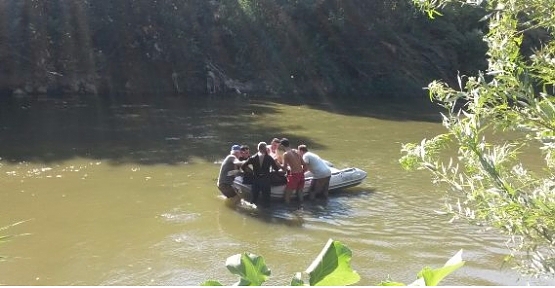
[400, 0, 555, 276]
[0, 0, 488, 97]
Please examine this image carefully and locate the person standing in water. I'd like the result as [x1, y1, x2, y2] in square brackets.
[239, 144, 254, 181]
[280, 138, 306, 205]
[217, 144, 243, 203]
[298, 144, 332, 200]
[239, 145, 250, 161]
[241, 142, 281, 207]
[268, 138, 283, 164]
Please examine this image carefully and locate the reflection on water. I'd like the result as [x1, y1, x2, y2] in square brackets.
[0, 96, 554, 285]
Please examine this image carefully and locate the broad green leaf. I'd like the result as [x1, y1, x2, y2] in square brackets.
[290, 272, 305, 286]
[413, 250, 465, 286]
[200, 280, 224, 286]
[378, 280, 406, 286]
[305, 238, 360, 286]
[378, 275, 406, 286]
[225, 252, 271, 286]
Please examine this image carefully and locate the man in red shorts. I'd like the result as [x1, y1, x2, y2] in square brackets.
[280, 138, 306, 205]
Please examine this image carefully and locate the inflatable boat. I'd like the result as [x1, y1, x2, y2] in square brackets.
[232, 162, 367, 200]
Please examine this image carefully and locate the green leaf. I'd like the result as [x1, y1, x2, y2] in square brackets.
[305, 239, 360, 286]
[377, 280, 406, 286]
[377, 275, 405, 286]
[413, 250, 465, 286]
[290, 272, 305, 286]
[427, 9, 443, 19]
[225, 252, 271, 286]
[199, 280, 224, 286]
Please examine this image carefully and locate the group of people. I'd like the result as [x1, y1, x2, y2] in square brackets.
[216, 137, 332, 208]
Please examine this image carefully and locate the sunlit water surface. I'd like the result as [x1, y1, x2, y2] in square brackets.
[0, 96, 553, 285]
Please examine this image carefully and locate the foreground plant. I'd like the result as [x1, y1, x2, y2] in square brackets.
[401, 0, 555, 276]
[201, 239, 464, 286]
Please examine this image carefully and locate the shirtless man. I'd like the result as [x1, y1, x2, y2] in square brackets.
[280, 138, 306, 205]
[268, 138, 283, 165]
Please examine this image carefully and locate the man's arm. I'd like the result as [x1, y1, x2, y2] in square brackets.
[233, 159, 245, 166]
[301, 155, 308, 173]
[270, 156, 281, 172]
[240, 157, 251, 171]
[281, 152, 290, 172]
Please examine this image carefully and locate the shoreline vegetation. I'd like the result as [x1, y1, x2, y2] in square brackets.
[0, 1, 491, 99]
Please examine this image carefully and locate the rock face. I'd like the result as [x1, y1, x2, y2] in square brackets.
[7, 78, 98, 98]
[205, 62, 256, 95]
[0, 1, 488, 99]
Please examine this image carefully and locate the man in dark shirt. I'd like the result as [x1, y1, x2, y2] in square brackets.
[241, 142, 281, 207]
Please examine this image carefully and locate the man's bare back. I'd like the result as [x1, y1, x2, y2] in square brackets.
[283, 149, 304, 173]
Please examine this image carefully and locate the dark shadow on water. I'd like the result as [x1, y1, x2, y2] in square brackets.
[224, 187, 376, 227]
[0, 94, 441, 164]
[274, 94, 442, 123]
[222, 198, 307, 228]
[330, 186, 376, 199]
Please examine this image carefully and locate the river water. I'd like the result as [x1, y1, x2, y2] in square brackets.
[0, 95, 553, 285]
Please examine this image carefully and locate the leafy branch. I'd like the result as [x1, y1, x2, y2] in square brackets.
[403, 0, 555, 276]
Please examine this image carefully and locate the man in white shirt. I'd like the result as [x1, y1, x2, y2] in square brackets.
[298, 145, 332, 200]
